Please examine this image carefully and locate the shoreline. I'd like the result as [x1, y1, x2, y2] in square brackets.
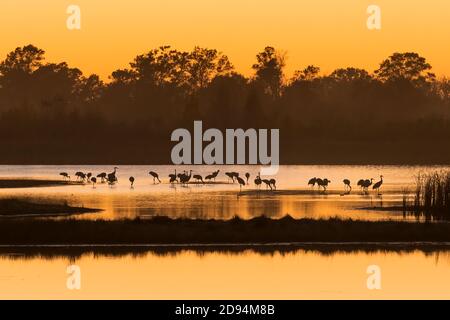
[2, 216, 450, 245]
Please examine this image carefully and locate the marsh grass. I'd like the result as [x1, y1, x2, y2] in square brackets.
[407, 171, 450, 220]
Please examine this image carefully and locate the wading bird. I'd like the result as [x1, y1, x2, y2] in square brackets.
[193, 174, 204, 184]
[254, 173, 262, 189]
[205, 174, 214, 182]
[270, 178, 277, 190]
[357, 179, 365, 190]
[180, 170, 192, 185]
[149, 171, 161, 184]
[362, 178, 374, 193]
[373, 175, 383, 195]
[97, 172, 107, 183]
[236, 176, 246, 191]
[129, 176, 135, 188]
[317, 178, 330, 191]
[90, 176, 97, 188]
[308, 177, 317, 188]
[60, 172, 70, 180]
[225, 172, 235, 183]
[107, 167, 118, 184]
[343, 179, 351, 192]
[168, 169, 177, 183]
[262, 178, 272, 190]
[211, 170, 220, 181]
[245, 173, 250, 185]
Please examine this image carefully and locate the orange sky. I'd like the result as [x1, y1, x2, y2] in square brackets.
[1, 0, 449, 80]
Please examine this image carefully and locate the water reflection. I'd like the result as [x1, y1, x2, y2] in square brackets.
[0, 248, 449, 299]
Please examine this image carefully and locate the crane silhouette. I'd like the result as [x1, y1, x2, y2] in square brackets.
[362, 178, 374, 193]
[169, 169, 177, 184]
[262, 179, 272, 190]
[245, 173, 250, 185]
[97, 172, 107, 183]
[60, 172, 70, 180]
[270, 178, 277, 190]
[236, 176, 246, 191]
[149, 171, 161, 184]
[193, 174, 204, 184]
[180, 170, 192, 185]
[90, 177, 97, 188]
[357, 179, 365, 190]
[211, 170, 220, 181]
[308, 177, 317, 188]
[343, 179, 351, 192]
[225, 172, 235, 183]
[107, 167, 118, 184]
[373, 175, 384, 195]
[254, 173, 262, 189]
[317, 178, 330, 191]
[129, 176, 135, 188]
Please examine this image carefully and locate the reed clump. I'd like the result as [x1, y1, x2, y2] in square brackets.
[411, 171, 450, 220]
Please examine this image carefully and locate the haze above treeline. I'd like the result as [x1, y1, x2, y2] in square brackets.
[0, 44, 449, 164]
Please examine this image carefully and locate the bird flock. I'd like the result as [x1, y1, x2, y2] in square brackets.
[59, 168, 384, 194]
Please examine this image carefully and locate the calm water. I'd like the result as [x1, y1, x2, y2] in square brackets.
[0, 165, 449, 221]
[0, 248, 449, 299]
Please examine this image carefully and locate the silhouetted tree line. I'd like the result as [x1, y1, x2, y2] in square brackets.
[1, 44, 450, 164]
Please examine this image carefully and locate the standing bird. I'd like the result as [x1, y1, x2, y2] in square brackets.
[270, 179, 277, 190]
[107, 167, 118, 184]
[97, 172, 107, 183]
[308, 177, 317, 188]
[236, 176, 246, 191]
[254, 173, 262, 189]
[90, 177, 97, 188]
[86, 173, 92, 182]
[343, 179, 351, 192]
[211, 170, 220, 181]
[193, 174, 204, 184]
[168, 169, 177, 184]
[60, 172, 70, 180]
[180, 170, 193, 185]
[225, 172, 235, 183]
[357, 179, 365, 191]
[205, 174, 214, 182]
[129, 176, 135, 188]
[317, 178, 331, 191]
[262, 179, 272, 190]
[245, 173, 250, 185]
[149, 171, 161, 184]
[362, 178, 374, 193]
[373, 175, 384, 195]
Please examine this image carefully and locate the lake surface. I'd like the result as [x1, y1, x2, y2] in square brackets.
[0, 165, 448, 221]
[0, 248, 449, 299]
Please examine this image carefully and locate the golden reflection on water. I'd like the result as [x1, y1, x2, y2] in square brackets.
[0, 250, 449, 299]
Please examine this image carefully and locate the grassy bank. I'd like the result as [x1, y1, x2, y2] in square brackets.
[0, 179, 79, 189]
[1, 215, 450, 245]
[0, 198, 101, 217]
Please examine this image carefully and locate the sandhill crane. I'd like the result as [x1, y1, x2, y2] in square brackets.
[149, 171, 161, 184]
[270, 178, 277, 190]
[60, 172, 70, 180]
[97, 172, 107, 183]
[90, 177, 97, 188]
[75, 171, 85, 181]
[211, 170, 220, 181]
[373, 175, 383, 195]
[262, 179, 272, 190]
[245, 173, 250, 185]
[168, 169, 177, 183]
[205, 174, 214, 182]
[86, 173, 92, 181]
[169, 170, 178, 184]
[357, 179, 365, 190]
[225, 172, 235, 183]
[343, 179, 351, 191]
[362, 178, 374, 192]
[180, 170, 192, 185]
[193, 174, 204, 184]
[317, 178, 330, 191]
[236, 176, 246, 191]
[254, 173, 262, 189]
[129, 176, 135, 188]
[308, 177, 317, 188]
[107, 167, 118, 184]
